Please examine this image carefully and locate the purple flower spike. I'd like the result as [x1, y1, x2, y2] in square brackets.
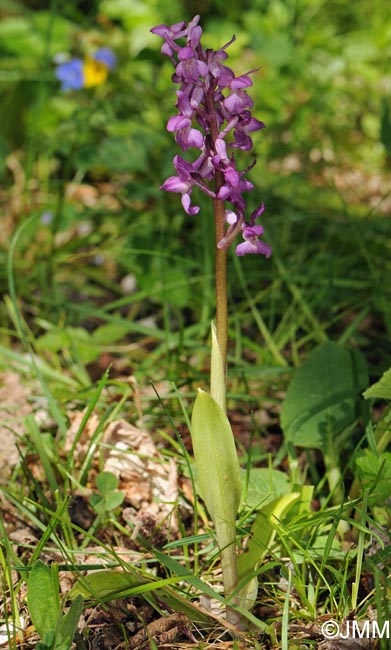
[151, 16, 271, 258]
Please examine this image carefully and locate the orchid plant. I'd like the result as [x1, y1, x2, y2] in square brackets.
[151, 15, 272, 624]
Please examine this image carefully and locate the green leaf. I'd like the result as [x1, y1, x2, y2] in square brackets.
[244, 467, 290, 509]
[89, 492, 105, 514]
[363, 366, 391, 400]
[104, 491, 125, 511]
[96, 471, 119, 495]
[191, 389, 241, 525]
[36, 630, 55, 650]
[27, 561, 60, 639]
[69, 568, 212, 625]
[58, 595, 83, 647]
[354, 450, 391, 504]
[69, 570, 142, 600]
[191, 389, 242, 597]
[236, 493, 300, 609]
[210, 321, 226, 412]
[281, 341, 368, 450]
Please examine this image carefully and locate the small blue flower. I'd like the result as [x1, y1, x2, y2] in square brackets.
[93, 47, 116, 70]
[41, 211, 53, 225]
[55, 59, 84, 91]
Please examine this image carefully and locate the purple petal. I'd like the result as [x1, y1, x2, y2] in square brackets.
[242, 224, 264, 237]
[230, 74, 253, 90]
[224, 167, 240, 186]
[167, 115, 191, 131]
[225, 209, 238, 224]
[249, 203, 265, 223]
[231, 131, 253, 150]
[243, 116, 265, 133]
[160, 176, 190, 193]
[176, 58, 209, 82]
[150, 24, 171, 37]
[176, 90, 194, 116]
[181, 192, 200, 215]
[236, 239, 272, 257]
[176, 127, 204, 150]
[174, 155, 195, 177]
[223, 90, 253, 113]
[190, 86, 204, 108]
[217, 185, 231, 200]
[215, 137, 228, 160]
[178, 46, 195, 60]
[217, 68, 235, 88]
[189, 24, 202, 48]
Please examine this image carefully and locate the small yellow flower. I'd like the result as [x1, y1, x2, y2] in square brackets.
[83, 57, 109, 87]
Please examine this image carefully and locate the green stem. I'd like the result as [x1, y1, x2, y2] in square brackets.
[205, 77, 238, 620]
[205, 86, 228, 392]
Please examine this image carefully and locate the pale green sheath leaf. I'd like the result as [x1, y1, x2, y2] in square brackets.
[27, 560, 60, 638]
[191, 389, 242, 602]
[210, 321, 226, 412]
[191, 389, 241, 526]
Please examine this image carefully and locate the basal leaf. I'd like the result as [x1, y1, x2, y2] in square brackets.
[245, 467, 290, 509]
[281, 341, 368, 450]
[27, 561, 60, 639]
[363, 366, 391, 401]
[58, 595, 83, 647]
[354, 450, 391, 504]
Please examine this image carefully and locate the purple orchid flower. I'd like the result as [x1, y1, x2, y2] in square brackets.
[151, 15, 271, 258]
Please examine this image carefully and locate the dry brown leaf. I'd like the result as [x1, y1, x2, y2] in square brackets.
[102, 420, 178, 532]
[128, 612, 190, 649]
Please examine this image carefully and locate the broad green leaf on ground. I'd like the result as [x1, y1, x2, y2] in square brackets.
[244, 467, 290, 509]
[281, 341, 368, 450]
[70, 569, 212, 624]
[58, 596, 84, 647]
[354, 450, 391, 504]
[363, 366, 391, 400]
[27, 561, 60, 639]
